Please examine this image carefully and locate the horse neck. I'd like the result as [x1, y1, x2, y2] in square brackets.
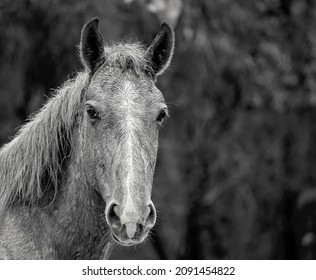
[57, 150, 106, 226]
[0, 72, 89, 214]
[50, 139, 108, 259]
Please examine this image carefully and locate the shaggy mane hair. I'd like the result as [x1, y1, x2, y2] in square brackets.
[102, 43, 154, 76]
[0, 72, 89, 214]
[0, 42, 151, 214]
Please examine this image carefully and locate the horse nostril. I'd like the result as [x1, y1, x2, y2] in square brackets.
[107, 203, 121, 230]
[146, 203, 156, 227]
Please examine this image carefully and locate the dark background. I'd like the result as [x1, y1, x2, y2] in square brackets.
[1, 0, 316, 259]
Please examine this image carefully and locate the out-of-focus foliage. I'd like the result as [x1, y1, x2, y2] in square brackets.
[1, 0, 316, 259]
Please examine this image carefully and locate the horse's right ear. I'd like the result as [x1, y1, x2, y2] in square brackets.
[80, 17, 105, 73]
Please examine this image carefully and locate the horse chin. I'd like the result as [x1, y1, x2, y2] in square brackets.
[111, 232, 147, 247]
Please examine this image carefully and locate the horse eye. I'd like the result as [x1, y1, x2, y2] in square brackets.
[86, 106, 99, 119]
[156, 110, 168, 124]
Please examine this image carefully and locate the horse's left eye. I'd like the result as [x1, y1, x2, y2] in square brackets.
[156, 109, 168, 124]
[86, 106, 99, 119]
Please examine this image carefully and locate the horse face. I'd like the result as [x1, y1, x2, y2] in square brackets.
[82, 68, 167, 245]
[79, 18, 174, 246]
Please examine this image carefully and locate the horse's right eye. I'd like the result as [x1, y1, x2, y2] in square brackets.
[86, 106, 99, 119]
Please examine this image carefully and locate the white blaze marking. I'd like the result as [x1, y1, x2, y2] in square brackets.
[120, 80, 138, 228]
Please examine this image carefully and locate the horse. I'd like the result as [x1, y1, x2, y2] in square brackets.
[0, 17, 174, 259]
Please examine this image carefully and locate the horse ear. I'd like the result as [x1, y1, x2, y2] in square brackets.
[80, 17, 105, 72]
[146, 23, 175, 76]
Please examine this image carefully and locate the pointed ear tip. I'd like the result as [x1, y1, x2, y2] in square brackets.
[81, 17, 101, 43]
[84, 17, 100, 29]
[161, 22, 172, 31]
[90, 17, 100, 24]
[161, 23, 175, 38]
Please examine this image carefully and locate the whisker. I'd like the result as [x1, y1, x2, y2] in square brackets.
[165, 100, 183, 107]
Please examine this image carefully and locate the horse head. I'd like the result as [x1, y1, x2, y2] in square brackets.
[78, 18, 174, 246]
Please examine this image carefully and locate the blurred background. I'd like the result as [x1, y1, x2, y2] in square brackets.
[1, 0, 316, 259]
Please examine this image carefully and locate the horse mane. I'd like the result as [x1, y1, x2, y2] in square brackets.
[0, 42, 151, 214]
[103, 42, 153, 76]
[0, 71, 89, 214]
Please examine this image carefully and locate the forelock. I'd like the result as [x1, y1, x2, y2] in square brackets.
[103, 43, 153, 76]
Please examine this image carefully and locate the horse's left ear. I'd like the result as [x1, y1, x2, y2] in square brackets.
[80, 17, 105, 72]
[146, 23, 175, 76]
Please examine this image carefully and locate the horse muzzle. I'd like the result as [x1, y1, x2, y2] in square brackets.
[106, 201, 156, 246]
